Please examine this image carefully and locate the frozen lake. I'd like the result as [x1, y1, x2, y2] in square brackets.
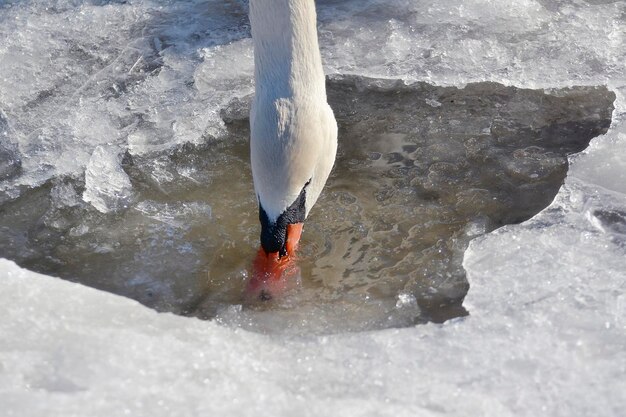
[0, 0, 625, 415]
[0, 76, 615, 333]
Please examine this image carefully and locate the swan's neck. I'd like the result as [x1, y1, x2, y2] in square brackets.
[250, 0, 326, 101]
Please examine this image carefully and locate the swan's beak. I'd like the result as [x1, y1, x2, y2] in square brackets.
[284, 222, 304, 256]
[247, 222, 304, 301]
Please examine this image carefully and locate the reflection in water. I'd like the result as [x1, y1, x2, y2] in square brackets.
[244, 248, 302, 303]
[0, 76, 614, 334]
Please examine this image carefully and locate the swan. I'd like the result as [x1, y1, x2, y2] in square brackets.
[249, 0, 337, 270]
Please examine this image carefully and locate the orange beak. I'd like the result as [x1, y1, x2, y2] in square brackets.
[245, 223, 304, 302]
[284, 222, 304, 255]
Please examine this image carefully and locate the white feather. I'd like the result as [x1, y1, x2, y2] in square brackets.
[249, 0, 338, 222]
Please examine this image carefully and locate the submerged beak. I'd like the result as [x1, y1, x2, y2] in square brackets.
[246, 222, 304, 302]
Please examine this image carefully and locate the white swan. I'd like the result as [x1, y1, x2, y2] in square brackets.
[249, 0, 337, 261]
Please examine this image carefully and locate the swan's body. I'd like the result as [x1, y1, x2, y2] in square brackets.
[249, 0, 337, 258]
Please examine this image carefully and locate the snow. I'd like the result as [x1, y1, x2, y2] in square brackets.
[0, 0, 625, 416]
[1, 240, 624, 415]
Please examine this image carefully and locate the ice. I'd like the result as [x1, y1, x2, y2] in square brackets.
[0, 141, 20, 182]
[0, 110, 21, 182]
[1, 0, 626, 415]
[0, 0, 251, 192]
[570, 117, 626, 195]
[0, 77, 613, 331]
[82, 146, 133, 213]
[318, 0, 625, 88]
[1, 252, 624, 416]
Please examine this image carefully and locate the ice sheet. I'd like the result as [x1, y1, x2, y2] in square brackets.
[1, 0, 625, 415]
[1, 240, 624, 416]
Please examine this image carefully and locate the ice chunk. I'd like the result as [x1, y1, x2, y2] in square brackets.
[0, 141, 21, 181]
[571, 128, 626, 195]
[82, 146, 132, 213]
[0, 110, 21, 181]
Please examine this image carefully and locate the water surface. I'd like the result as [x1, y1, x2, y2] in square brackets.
[0, 76, 614, 334]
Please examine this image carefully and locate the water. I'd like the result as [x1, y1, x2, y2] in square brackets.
[0, 75, 614, 334]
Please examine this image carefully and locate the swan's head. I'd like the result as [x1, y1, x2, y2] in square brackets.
[252, 155, 332, 260]
[258, 179, 308, 258]
[250, 99, 337, 262]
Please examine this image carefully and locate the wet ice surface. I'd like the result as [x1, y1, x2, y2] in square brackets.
[1, 0, 626, 415]
[0, 0, 252, 196]
[0, 75, 614, 333]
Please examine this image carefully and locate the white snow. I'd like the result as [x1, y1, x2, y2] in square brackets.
[0, 0, 625, 416]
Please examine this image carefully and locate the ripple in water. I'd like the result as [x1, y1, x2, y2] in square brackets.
[0, 76, 614, 334]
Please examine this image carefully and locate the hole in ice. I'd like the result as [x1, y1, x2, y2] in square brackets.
[0, 76, 614, 334]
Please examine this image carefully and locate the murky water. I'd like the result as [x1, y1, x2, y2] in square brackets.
[0, 76, 614, 334]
